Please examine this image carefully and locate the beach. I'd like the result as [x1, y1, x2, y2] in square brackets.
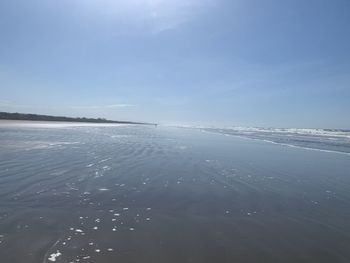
[1, 121, 350, 263]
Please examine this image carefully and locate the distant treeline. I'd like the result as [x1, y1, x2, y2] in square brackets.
[0, 112, 156, 125]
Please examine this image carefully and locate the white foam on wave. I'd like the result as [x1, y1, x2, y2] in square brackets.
[192, 124, 350, 140]
[202, 127, 350, 156]
[260, 139, 350, 156]
[227, 126, 350, 139]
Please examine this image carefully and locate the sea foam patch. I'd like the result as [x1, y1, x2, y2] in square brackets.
[48, 250, 61, 262]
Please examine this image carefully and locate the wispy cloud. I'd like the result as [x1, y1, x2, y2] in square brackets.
[80, 0, 213, 33]
[70, 104, 135, 110]
[106, 104, 135, 108]
[0, 101, 135, 111]
[0, 100, 13, 106]
[0, 100, 30, 108]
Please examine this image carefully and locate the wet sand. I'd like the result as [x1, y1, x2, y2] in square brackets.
[1, 122, 350, 262]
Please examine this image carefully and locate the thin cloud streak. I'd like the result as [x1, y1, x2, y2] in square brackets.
[106, 104, 135, 108]
[0, 101, 135, 111]
[70, 104, 135, 109]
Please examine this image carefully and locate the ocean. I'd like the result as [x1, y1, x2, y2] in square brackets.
[1, 121, 350, 263]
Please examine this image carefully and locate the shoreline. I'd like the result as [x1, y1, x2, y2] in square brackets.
[0, 119, 146, 128]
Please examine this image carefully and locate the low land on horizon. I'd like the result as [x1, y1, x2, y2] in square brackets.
[0, 112, 156, 126]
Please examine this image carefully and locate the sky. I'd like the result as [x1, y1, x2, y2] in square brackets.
[0, 0, 349, 128]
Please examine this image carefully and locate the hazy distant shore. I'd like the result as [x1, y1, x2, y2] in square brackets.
[0, 112, 156, 126]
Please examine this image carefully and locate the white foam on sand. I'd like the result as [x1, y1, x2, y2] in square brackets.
[98, 158, 112, 163]
[48, 250, 62, 262]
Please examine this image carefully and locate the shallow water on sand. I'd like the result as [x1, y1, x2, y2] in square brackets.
[1, 122, 350, 263]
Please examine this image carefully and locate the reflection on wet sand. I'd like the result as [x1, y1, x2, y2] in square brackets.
[1, 122, 350, 262]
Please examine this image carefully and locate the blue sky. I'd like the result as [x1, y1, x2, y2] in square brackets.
[0, 0, 349, 128]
